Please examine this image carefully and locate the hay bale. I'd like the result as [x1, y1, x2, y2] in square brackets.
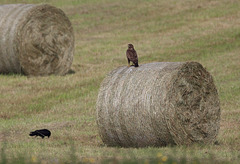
[96, 62, 221, 147]
[0, 4, 74, 76]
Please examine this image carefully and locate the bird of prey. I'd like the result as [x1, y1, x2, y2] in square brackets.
[29, 129, 51, 139]
[126, 44, 139, 67]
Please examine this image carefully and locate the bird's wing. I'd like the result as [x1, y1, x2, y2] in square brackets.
[126, 50, 138, 63]
[35, 130, 45, 136]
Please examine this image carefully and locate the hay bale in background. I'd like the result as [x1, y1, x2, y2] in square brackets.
[0, 4, 74, 76]
[96, 62, 221, 147]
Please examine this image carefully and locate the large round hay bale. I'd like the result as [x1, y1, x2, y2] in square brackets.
[0, 4, 74, 76]
[96, 62, 221, 147]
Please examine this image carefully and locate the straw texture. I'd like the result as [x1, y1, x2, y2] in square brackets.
[0, 4, 74, 75]
[96, 62, 221, 147]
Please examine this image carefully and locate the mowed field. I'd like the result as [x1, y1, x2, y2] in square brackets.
[0, 0, 240, 163]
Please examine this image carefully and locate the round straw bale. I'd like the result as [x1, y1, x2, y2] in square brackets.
[96, 62, 221, 147]
[0, 4, 74, 76]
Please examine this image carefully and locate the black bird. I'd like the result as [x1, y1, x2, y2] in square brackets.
[29, 129, 51, 139]
[126, 44, 139, 67]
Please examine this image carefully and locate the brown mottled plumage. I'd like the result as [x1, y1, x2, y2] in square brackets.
[126, 44, 139, 67]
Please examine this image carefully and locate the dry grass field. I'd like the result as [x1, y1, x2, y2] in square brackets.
[0, 0, 240, 163]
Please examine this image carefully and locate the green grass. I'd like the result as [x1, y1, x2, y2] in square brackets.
[0, 0, 240, 163]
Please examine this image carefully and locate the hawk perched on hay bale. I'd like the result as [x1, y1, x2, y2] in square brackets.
[126, 44, 139, 67]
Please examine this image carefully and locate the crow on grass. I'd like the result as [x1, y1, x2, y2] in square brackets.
[29, 129, 51, 139]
